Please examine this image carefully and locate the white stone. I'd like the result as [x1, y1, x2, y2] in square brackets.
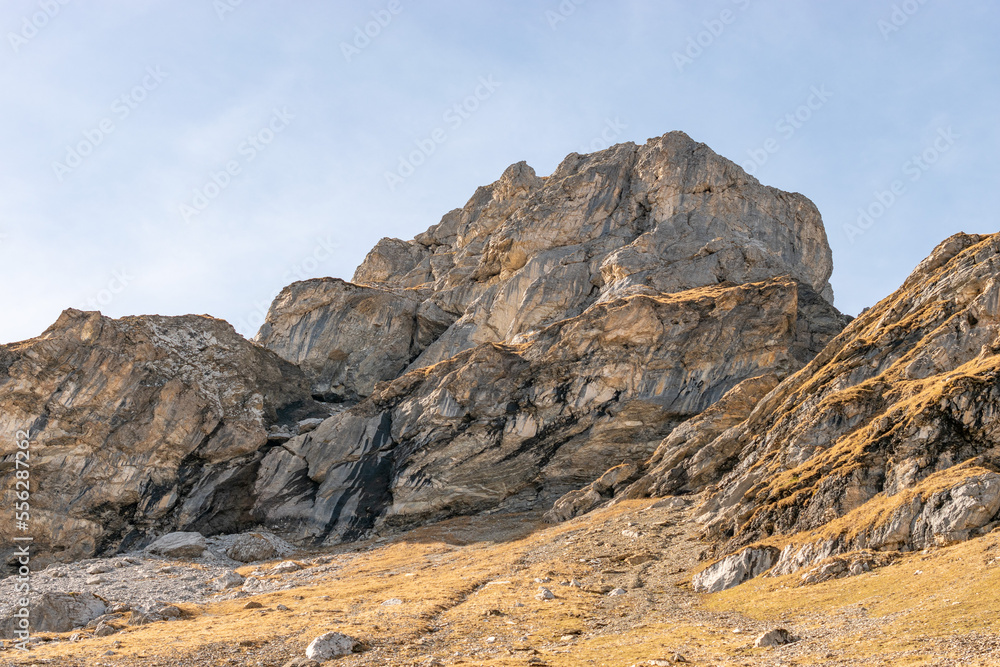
[305, 632, 358, 661]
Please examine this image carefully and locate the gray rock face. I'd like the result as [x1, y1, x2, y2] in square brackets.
[629, 374, 782, 499]
[916, 473, 1000, 545]
[252, 277, 843, 544]
[255, 278, 451, 401]
[259, 131, 836, 396]
[0, 310, 324, 567]
[145, 532, 206, 559]
[210, 570, 245, 591]
[543, 462, 640, 523]
[771, 469, 1000, 578]
[0, 591, 106, 635]
[692, 547, 780, 593]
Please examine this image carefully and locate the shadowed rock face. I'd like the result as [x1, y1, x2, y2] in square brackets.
[251, 277, 845, 544]
[257, 131, 836, 399]
[629, 232, 1000, 582]
[0, 310, 323, 567]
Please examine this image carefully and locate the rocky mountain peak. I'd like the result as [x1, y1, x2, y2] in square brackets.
[260, 130, 836, 403]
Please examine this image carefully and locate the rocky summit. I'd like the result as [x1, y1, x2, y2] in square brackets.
[1, 131, 998, 666]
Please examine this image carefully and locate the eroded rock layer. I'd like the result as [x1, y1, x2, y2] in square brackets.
[634, 233, 1000, 584]
[0, 310, 323, 566]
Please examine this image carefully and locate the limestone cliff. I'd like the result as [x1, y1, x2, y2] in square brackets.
[257, 131, 835, 400]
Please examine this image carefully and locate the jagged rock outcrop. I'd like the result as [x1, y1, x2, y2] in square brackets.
[637, 232, 1000, 584]
[258, 131, 836, 397]
[765, 464, 1000, 581]
[251, 277, 844, 543]
[692, 546, 780, 593]
[0, 310, 324, 567]
[254, 278, 452, 401]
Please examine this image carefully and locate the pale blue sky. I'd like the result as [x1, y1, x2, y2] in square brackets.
[1, 1, 997, 343]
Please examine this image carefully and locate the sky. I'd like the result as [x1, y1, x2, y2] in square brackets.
[1, 0, 997, 343]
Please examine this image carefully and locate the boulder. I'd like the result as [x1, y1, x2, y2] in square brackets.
[225, 533, 279, 563]
[145, 532, 207, 559]
[535, 588, 555, 600]
[272, 560, 302, 573]
[0, 592, 106, 635]
[754, 628, 799, 647]
[210, 570, 245, 591]
[94, 621, 117, 637]
[305, 632, 359, 661]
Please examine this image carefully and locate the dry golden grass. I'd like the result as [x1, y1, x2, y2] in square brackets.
[9, 498, 1000, 666]
[707, 529, 1000, 665]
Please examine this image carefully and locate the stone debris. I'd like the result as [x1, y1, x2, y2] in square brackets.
[94, 621, 117, 637]
[210, 570, 246, 591]
[282, 658, 320, 667]
[639, 656, 687, 666]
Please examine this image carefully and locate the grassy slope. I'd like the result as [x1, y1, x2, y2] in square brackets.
[8, 499, 1000, 666]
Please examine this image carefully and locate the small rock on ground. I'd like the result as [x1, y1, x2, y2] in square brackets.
[754, 627, 800, 647]
[305, 632, 359, 660]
